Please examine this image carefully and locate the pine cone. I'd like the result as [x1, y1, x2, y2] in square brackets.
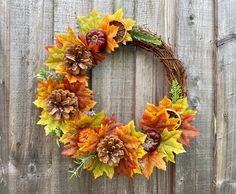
[97, 135, 125, 166]
[63, 44, 93, 75]
[46, 89, 78, 120]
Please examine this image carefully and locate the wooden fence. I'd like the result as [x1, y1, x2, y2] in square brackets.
[0, 0, 236, 193]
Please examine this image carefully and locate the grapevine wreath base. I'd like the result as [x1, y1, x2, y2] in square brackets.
[34, 9, 200, 179]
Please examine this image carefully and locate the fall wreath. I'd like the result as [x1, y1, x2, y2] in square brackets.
[34, 9, 200, 179]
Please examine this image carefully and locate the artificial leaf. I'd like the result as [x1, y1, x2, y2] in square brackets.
[115, 159, 135, 178]
[99, 16, 119, 53]
[129, 28, 161, 46]
[178, 120, 200, 146]
[158, 129, 186, 163]
[107, 8, 135, 45]
[85, 156, 114, 179]
[56, 26, 83, 47]
[129, 121, 146, 143]
[142, 151, 166, 178]
[78, 9, 103, 34]
[37, 110, 64, 135]
[77, 112, 105, 129]
[116, 123, 141, 150]
[139, 107, 180, 133]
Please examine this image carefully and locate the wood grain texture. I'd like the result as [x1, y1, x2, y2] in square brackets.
[216, 0, 236, 193]
[0, 0, 236, 194]
[175, 0, 215, 194]
[6, 0, 55, 194]
[0, 0, 10, 193]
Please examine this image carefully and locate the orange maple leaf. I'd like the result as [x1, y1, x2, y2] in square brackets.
[99, 16, 119, 53]
[115, 159, 136, 178]
[142, 151, 166, 179]
[178, 120, 200, 146]
[63, 79, 96, 112]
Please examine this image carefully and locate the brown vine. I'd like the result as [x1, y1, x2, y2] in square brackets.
[128, 30, 187, 97]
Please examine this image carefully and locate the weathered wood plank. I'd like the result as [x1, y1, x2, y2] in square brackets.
[216, 0, 236, 193]
[133, 0, 178, 193]
[175, 1, 215, 194]
[0, 0, 10, 193]
[7, 0, 54, 193]
[90, 1, 136, 193]
[53, 1, 94, 193]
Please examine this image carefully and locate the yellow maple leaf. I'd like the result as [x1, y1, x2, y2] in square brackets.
[37, 110, 65, 135]
[107, 8, 135, 45]
[56, 26, 84, 47]
[158, 129, 186, 163]
[78, 9, 103, 34]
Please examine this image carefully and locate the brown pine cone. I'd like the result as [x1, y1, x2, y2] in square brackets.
[46, 89, 78, 120]
[97, 135, 125, 166]
[63, 44, 93, 75]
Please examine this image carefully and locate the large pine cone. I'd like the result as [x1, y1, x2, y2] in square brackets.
[63, 44, 93, 75]
[46, 89, 78, 120]
[97, 135, 125, 166]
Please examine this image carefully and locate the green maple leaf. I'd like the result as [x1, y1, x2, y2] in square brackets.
[78, 9, 103, 34]
[37, 110, 64, 135]
[158, 129, 186, 163]
[77, 112, 105, 129]
[85, 156, 114, 179]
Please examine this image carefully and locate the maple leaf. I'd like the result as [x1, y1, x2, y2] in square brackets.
[158, 129, 186, 163]
[76, 112, 105, 129]
[139, 106, 180, 133]
[78, 9, 103, 34]
[85, 156, 114, 179]
[45, 47, 64, 70]
[99, 16, 119, 53]
[37, 110, 65, 135]
[142, 151, 166, 179]
[115, 121, 146, 177]
[178, 120, 200, 146]
[115, 159, 135, 178]
[107, 8, 135, 45]
[56, 26, 84, 47]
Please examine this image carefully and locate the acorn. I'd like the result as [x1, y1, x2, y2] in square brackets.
[142, 130, 161, 152]
[86, 30, 107, 51]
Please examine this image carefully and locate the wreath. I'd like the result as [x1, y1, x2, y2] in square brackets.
[34, 9, 200, 179]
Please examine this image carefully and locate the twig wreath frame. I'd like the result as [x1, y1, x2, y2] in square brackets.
[34, 9, 200, 179]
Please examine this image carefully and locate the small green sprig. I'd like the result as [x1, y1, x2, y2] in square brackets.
[69, 153, 96, 179]
[35, 67, 63, 81]
[55, 127, 62, 147]
[170, 80, 182, 103]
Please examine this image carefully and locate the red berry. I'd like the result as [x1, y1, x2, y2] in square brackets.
[86, 30, 107, 51]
